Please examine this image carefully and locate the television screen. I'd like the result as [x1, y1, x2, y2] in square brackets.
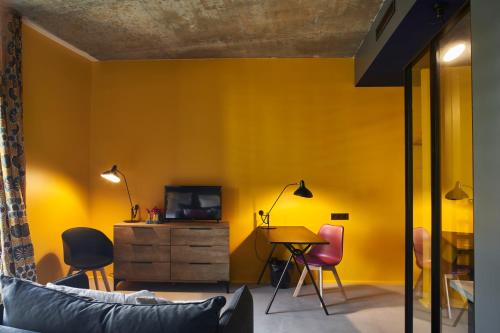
[164, 186, 222, 221]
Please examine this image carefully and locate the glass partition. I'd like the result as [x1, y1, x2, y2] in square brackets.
[438, 12, 473, 332]
[411, 50, 433, 332]
[406, 9, 473, 333]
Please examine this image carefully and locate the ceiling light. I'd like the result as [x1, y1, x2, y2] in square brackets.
[442, 43, 466, 63]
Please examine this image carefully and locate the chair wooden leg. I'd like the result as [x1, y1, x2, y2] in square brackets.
[414, 271, 423, 295]
[67, 267, 74, 276]
[319, 267, 323, 298]
[332, 266, 347, 300]
[92, 270, 100, 290]
[293, 267, 308, 297]
[444, 274, 452, 319]
[99, 268, 111, 291]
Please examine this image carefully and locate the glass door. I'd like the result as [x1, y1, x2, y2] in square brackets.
[406, 8, 473, 333]
[409, 50, 433, 332]
[438, 11, 473, 332]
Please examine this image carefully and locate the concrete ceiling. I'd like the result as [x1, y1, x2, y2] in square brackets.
[8, 0, 384, 60]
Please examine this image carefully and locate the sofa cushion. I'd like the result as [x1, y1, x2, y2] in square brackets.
[0, 326, 39, 333]
[1, 276, 225, 333]
[46, 283, 169, 304]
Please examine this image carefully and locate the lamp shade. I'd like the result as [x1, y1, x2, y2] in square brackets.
[293, 180, 313, 198]
[445, 181, 469, 200]
[101, 165, 121, 183]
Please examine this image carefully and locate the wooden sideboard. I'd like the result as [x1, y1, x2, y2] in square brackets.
[113, 221, 229, 291]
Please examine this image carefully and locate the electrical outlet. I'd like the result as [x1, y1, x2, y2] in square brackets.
[331, 213, 349, 220]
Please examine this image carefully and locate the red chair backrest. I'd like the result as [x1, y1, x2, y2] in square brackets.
[413, 227, 430, 269]
[309, 224, 344, 264]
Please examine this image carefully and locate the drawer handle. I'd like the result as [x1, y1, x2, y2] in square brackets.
[131, 261, 153, 264]
[189, 228, 212, 230]
[189, 262, 211, 265]
[189, 245, 212, 248]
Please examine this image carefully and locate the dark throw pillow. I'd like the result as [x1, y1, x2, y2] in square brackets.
[1, 275, 225, 333]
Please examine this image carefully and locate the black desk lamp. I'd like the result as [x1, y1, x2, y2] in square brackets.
[258, 180, 313, 229]
[445, 181, 473, 201]
[101, 165, 139, 223]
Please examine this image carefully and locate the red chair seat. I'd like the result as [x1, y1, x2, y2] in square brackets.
[296, 254, 341, 267]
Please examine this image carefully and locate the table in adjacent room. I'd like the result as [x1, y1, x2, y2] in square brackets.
[256, 226, 330, 315]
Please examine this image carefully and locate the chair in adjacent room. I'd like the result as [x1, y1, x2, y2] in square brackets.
[413, 227, 471, 319]
[293, 224, 347, 301]
[412, 227, 431, 295]
[62, 227, 113, 291]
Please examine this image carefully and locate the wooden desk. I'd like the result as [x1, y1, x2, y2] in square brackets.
[450, 279, 474, 332]
[256, 226, 330, 315]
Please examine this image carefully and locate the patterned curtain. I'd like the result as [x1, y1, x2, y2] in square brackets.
[0, 9, 36, 281]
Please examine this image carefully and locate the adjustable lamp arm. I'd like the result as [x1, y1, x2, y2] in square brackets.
[259, 183, 298, 226]
[116, 168, 139, 220]
[116, 169, 133, 208]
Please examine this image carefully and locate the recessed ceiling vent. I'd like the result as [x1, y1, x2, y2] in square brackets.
[376, 0, 396, 40]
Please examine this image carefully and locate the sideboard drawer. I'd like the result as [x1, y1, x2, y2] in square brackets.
[171, 227, 228, 246]
[114, 226, 170, 245]
[171, 263, 229, 281]
[171, 245, 228, 264]
[114, 262, 170, 281]
[115, 244, 170, 262]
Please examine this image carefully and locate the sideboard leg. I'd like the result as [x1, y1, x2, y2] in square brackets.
[220, 281, 230, 293]
[113, 278, 122, 291]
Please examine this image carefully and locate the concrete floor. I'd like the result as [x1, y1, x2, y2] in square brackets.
[95, 279, 469, 333]
[117, 281, 405, 333]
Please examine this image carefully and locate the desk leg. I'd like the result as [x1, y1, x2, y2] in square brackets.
[265, 252, 293, 314]
[292, 256, 304, 283]
[300, 253, 330, 315]
[257, 243, 277, 284]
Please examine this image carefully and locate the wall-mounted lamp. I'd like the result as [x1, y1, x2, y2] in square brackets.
[445, 181, 473, 201]
[258, 180, 313, 229]
[101, 165, 139, 222]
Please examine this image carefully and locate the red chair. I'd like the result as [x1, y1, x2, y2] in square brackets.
[413, 227, 471, 319]
[293, 224, 347, 300]
[413, 227, 431, 294]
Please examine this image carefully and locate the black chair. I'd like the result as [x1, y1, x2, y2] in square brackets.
[62, 227, 113, 291]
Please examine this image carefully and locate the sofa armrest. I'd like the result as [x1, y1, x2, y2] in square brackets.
[218, 285, 253, 333]
[51, 272, 89, 289]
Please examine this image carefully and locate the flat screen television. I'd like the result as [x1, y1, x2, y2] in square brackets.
[164, 186, 222, 221]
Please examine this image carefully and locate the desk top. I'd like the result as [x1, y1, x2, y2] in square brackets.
[259, 226, 328, 245]
[450, 280, 474, 302]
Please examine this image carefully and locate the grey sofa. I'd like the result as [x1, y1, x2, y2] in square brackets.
[0, 273, 253, 333]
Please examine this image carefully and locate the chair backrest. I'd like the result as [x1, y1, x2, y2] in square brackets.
[308, 224, 344, 265]
[413, 227, 430, 269]
[62, 227, 113, 265]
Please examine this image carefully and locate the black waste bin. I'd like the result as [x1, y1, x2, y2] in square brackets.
[269, 258, 291, 288]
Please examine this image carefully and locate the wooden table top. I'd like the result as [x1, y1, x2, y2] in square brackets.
[259, 226, 328, 245]
[450, 280, 474, 302]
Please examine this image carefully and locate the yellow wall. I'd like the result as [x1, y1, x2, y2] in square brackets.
[90, 58, 405, 283]
[22, 25, 92, 283]
[22, 25, 405, 284]
[440, 66, 474, 234]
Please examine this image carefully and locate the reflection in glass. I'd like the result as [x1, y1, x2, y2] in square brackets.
[411, 50, 432, 332]
[439, 12, 473, 332]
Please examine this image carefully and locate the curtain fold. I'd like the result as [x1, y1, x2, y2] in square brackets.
[0, 8, 36, 281]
